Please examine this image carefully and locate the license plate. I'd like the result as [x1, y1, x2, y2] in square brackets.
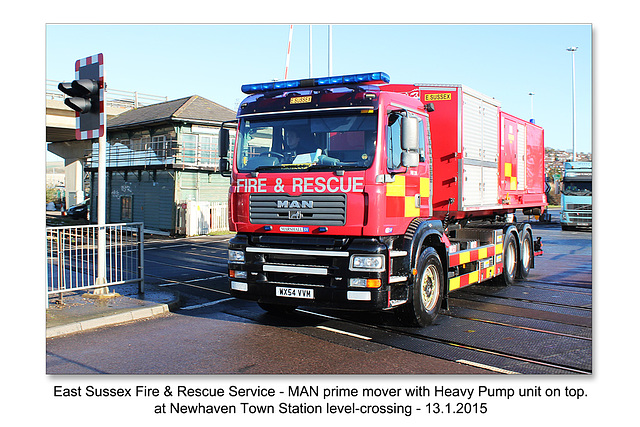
[276, 287, 314, 299]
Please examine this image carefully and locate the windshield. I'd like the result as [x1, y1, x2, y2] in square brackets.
[236, 112, 377, 172]
[563, 180, 592, 196]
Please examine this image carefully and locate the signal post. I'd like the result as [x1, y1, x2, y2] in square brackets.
[58, 53, 113, 296]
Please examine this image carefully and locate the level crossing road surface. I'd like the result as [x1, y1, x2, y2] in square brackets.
[46, 220, 592, 375]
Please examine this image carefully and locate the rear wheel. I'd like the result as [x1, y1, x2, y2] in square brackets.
[397, 247, 444, 327]
[518, 231, 533, 279]
[500, 231, 518, 286]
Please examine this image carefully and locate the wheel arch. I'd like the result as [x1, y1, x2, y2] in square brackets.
[402, 219, 449, 307]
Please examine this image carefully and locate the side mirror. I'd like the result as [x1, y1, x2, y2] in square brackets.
[401, 116, 419, 167]
[218, 128, 231, 176]
[401, 152, 419, 168]
[401, 116, 419, 151]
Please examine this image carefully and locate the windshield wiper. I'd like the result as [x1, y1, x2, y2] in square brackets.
[251, 165, 284, 172]
[305, 163, 344, 172]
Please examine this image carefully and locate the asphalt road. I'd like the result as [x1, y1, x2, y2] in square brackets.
[46, 214, 591, 375]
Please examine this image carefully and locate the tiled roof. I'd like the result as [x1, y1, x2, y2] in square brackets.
[108, 95, 236, 129]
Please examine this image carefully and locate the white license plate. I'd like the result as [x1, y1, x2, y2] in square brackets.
[276, 287, 314, 299]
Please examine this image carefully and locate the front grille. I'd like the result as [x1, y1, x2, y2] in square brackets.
[248, 247, 346, 288]
[250, 193, 347, 226]
[567, 204, 592, 211]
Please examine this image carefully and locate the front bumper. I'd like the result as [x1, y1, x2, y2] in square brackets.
[227, 233, 396, 310]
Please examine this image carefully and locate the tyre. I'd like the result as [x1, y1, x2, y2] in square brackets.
[500, 231, 518, 286]
[397, 247, 444, 327]
[517, 231, 533, 279]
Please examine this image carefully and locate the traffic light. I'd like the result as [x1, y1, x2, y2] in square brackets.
[58, 53, 105, 140]
[59, 79, 100, 113]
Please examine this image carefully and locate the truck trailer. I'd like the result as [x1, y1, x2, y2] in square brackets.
[218, 72, 546, 326]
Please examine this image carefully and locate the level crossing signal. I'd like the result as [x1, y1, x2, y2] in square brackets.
[58, 53, 105, 140]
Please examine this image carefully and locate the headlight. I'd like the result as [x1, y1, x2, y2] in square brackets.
[350, 255, 384, 272]
[228, 249, 245, 263]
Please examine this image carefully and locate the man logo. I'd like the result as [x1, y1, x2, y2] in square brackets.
[277, 200, 314, 209]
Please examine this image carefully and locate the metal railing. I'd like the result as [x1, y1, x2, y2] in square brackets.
[46, 223, 144, 306]
[46, 79, 168, 108]
[85, 140, 222, 169]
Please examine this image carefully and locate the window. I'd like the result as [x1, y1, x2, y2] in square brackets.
[387, 112, 402, 170]
[387, 112, 427, 169]
[151, 135, 166, 157]
[182, 134, 198, 164]
[199, 135, 216, 164]
[236, 113, 376, 172]
[418, 117, 426, 162]
[121, 196, 133, 221]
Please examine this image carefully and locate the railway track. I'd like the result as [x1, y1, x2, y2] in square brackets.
[168, 276, 592, 375]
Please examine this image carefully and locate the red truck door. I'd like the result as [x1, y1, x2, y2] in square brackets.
[501, 116, 519, 194]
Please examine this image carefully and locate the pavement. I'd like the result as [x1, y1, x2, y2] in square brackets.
[46, 283, 181, 338]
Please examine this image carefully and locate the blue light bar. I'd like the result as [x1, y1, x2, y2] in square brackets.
[241, 72, 390, 94]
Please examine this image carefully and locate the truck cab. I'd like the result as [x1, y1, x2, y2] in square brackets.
[561, 162, 592, 230]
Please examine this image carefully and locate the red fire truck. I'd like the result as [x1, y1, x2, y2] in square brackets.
[218, 72, 546, 326]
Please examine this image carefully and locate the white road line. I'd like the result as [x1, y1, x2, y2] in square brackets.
[316, 325, 372, 341]
[181, 297, 235, 311]
[456, 359, 520, 374]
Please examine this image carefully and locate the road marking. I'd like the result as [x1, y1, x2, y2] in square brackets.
[316, 325, 372, 341]
[145, 258, 227, 275]
[181, 297, 235, 311]
[455, 359, 520, 374]
[295, 309, 339, 320]
[184, 276, 227, 284]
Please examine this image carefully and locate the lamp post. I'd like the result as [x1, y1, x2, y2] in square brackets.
[328, 24, 332, 76]
[309, 25, 313, 78]
[567, 46, 578, 161]
[528, 92, 535, 123]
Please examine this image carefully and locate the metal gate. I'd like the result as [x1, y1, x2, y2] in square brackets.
[46, 223, 144, 305]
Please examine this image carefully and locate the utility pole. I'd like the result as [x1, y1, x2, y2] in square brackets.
[328, 25, 332, 76]
[285, 25, 293, 79]
[58, 53, 113, 297]
[309, 25, 313, 77]
[567, 47, 578, 161]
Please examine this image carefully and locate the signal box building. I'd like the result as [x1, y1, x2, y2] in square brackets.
[86, 95, 236, 235]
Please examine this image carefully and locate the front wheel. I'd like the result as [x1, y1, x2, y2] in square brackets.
[397, 247, 444, 327]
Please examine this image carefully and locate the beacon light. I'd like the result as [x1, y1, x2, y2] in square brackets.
[241, 72, 390, 94]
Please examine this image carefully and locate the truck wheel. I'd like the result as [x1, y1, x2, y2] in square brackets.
[397, 247, 444, 327]
[258, 302, 297, 315]
[517, 231, 533, 279]
[500, 231, 518, 286]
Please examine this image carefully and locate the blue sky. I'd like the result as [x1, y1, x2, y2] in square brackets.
[46, 24, 591, 154]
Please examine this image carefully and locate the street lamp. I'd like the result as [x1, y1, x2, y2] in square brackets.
[528, 92, 535, 123]
[567, 46, 578, 161]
